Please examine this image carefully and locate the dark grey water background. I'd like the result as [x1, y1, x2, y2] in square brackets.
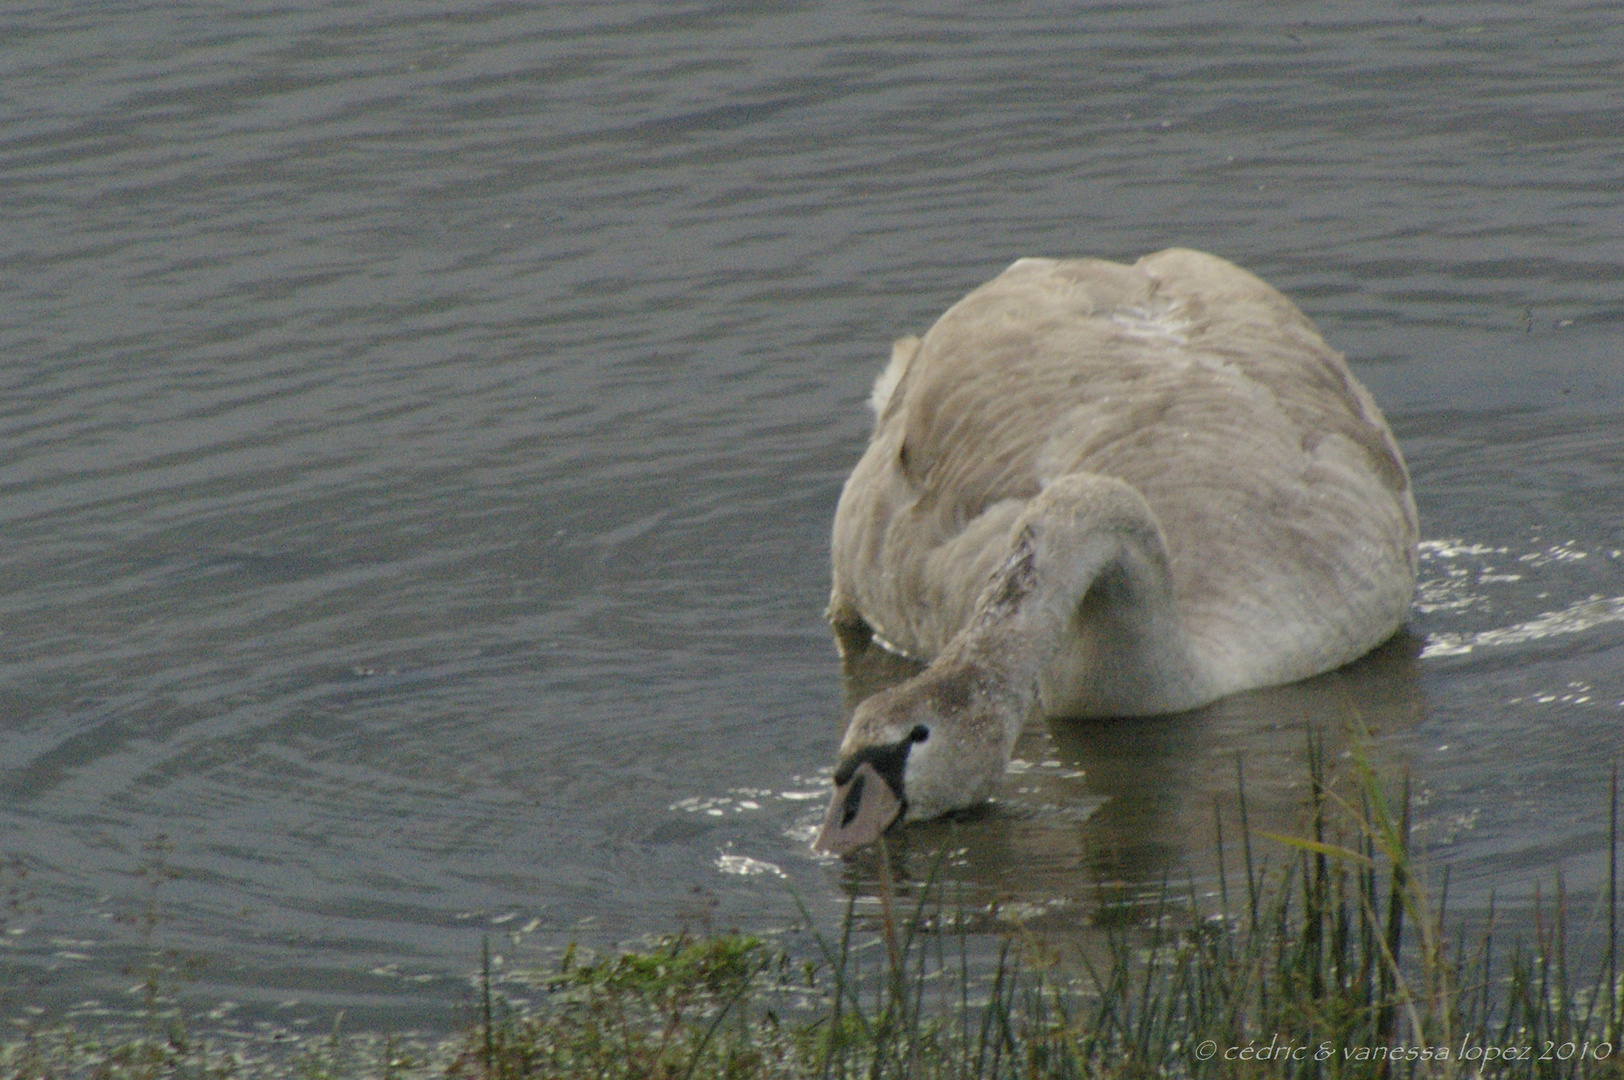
[3, 0, 1622, 1037]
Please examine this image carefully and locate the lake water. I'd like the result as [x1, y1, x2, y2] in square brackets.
[2, 0, 1622, 1038]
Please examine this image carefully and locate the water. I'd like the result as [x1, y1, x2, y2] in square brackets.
[2, 0, 1622, 1036]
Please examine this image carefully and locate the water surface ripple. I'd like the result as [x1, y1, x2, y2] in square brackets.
[1, 0, 1621, 1032]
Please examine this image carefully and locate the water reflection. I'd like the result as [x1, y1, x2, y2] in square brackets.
[828, 630, 1426, 933]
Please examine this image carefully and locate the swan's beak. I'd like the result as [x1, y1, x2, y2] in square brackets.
[811, 760, 902, 856]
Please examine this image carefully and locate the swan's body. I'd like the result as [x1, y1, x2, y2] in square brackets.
[814, 249, 1418, 854]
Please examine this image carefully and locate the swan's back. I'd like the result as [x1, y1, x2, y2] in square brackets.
[829, 249, 1418, 712]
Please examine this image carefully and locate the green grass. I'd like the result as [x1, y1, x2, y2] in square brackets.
[6, 734, 1624, 1080]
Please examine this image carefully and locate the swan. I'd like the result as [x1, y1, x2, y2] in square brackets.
[813, 249, 1418, 855]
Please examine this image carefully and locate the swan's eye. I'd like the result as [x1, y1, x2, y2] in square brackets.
[909, 724, 930, 744]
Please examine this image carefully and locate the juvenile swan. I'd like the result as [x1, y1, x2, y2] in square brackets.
[814, 250, 1418, 855]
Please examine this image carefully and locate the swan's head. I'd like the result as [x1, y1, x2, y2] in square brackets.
[811, 667, 1013, 856]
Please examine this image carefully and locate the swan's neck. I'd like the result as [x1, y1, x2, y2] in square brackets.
[850, 475, 1207, 828]
[948, 474, 1207, 724]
